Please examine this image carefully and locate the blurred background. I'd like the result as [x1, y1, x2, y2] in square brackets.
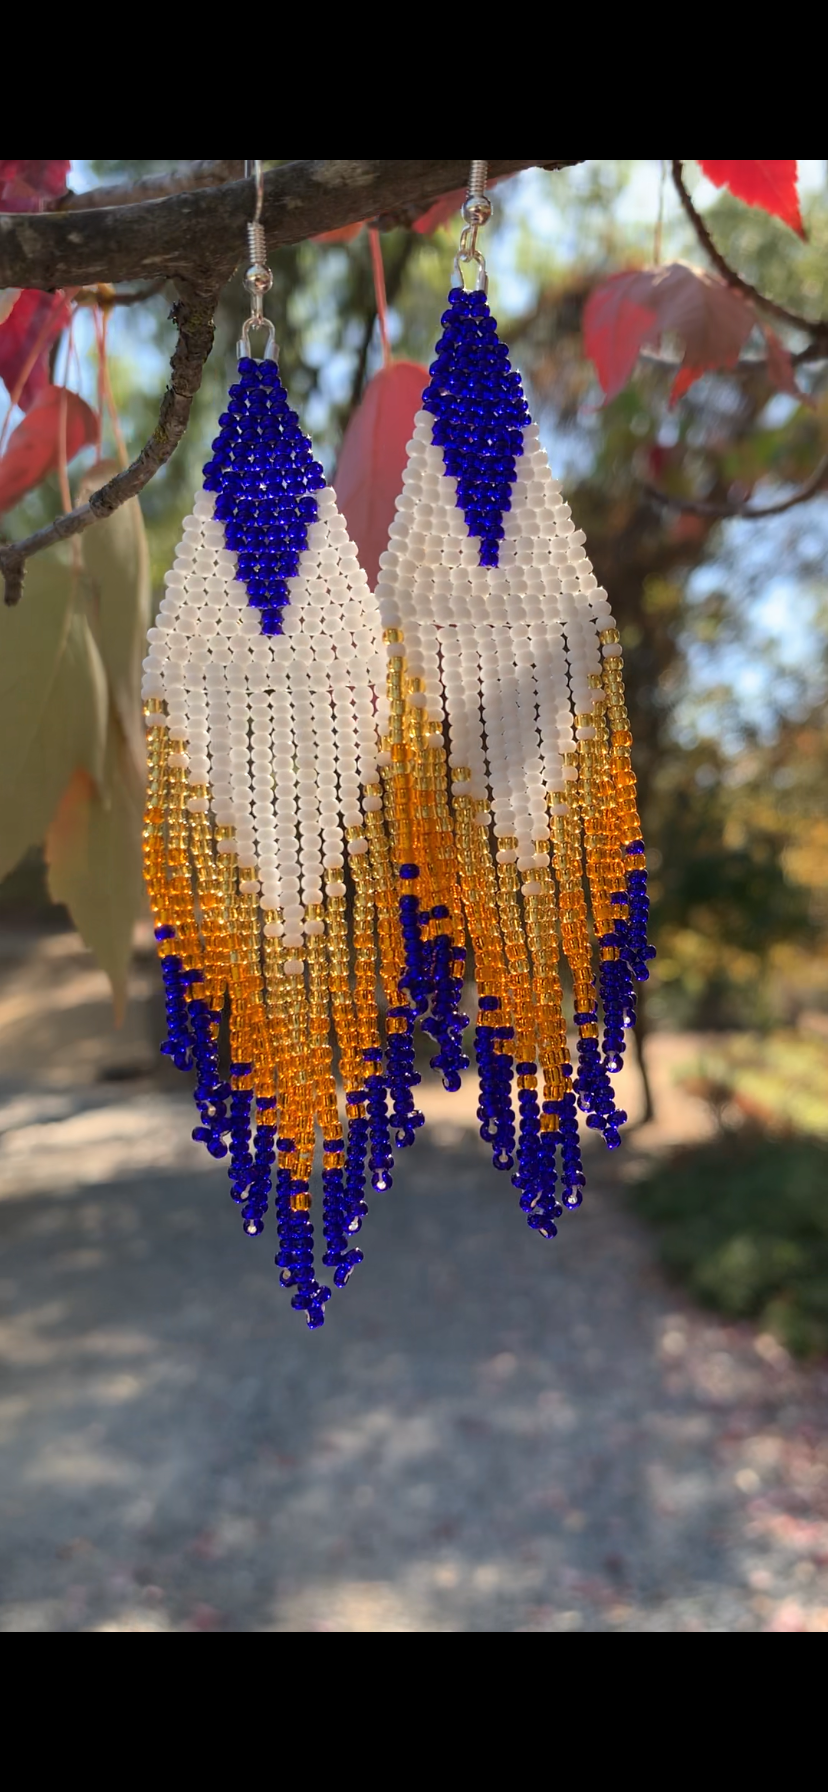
[1, 160, 827, 1632]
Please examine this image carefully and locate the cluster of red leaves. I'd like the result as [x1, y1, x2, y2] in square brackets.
[0, 159, 70, 212]
[584, 263, 806, 406]
[584, 160, 809, 406]
[0, 159, 99, 512]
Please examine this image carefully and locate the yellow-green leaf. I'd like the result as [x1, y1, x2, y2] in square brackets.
[0, 554, 108, 882]
[0, 541, 76, 776]
[45, 715, 145, 1020]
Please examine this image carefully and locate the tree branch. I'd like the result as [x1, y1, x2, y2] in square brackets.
[54, 161, 245, 212]
[0, 159, 581, 291]
[671, 160, 828, 344]
[0, 283, 217, 604]
[642, 452, 828, 521]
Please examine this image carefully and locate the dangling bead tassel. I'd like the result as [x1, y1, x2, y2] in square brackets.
[373, 281, 654, 1235]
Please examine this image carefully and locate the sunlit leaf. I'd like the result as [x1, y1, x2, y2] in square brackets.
[334, 360, 429, 587]
[0, 554, 107, 882]
[698, 160, 804, 237]
[582, 270, 660, 400]
[582, 262, 803, 405]
[0, 385, 97, 510]
[0, 543, 76, 777]
[0, 292, 74, 411]
[46, 717, 145, 1021]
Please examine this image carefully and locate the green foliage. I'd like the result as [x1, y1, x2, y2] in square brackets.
[678, 1030, 828, 1140]
[46, 722, 144, 1021]
[647, 745, 816, 1027]
[0, 480, 150, 1007]
[0, 547, 107, 882]
[631, 1131, 828, 1356]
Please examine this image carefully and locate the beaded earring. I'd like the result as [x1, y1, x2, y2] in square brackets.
[371, 161, 654, 1237]
[142, 164, 402, 1328]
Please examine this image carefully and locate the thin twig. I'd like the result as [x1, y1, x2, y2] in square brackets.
[642, 451, 828, 520]
[53, 161, 245, 213]
[0, 282, 217, 605]
[105, 280, 168, 307]
[74, 279, 168, 309]
[671, 160, 828, 343]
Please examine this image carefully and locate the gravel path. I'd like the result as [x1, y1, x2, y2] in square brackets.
[1, 928, 827, 1633]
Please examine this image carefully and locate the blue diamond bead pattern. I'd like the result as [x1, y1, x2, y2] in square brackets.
[421, 287, 532, 567]
[201, 356, 325, 636]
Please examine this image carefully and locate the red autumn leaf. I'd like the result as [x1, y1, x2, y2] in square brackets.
[760, 324, 814, 408]
[0, 288, 73, 410]
[334, 360, 429, 587]
[586, 261, 811, 410]
[583, 271, 660, 400]
[0, 158, 70, 211]
[650, 265, 766, 405]
[413, 188, 467, 235]
[0, 385, 98, 513]
[585, 262, 756, 404]
[697, 160, 804, 237]
[313, 221, 366, 245]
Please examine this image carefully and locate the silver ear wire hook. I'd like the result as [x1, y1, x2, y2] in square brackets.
[451, 159, 492, 292]
[237, 158, 278, 361]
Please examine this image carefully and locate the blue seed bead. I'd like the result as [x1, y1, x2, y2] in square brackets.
[422, 288, 531, 568]
[200, 357, 322, 638]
